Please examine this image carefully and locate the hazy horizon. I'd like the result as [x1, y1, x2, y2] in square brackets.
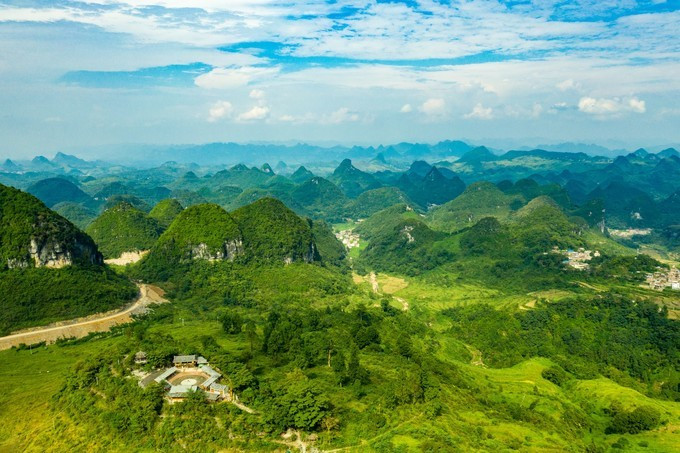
[5, 138, 680, 165]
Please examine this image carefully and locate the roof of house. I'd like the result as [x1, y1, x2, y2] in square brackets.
[154, 366, 178, 383]
[167, 384, 198, 398]
[173, 355, 197, 363]
[205, 392, 220, 401]
[203, 376, 219, 388]
[197, 356, 208, 364]
[199, 365, 221, 377]
[210, 383, 227, 392]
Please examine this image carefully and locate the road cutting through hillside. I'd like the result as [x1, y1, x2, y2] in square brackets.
[0, 284, 167, 350]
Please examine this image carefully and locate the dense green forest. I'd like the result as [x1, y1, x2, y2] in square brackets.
[86, 202, 163, 258]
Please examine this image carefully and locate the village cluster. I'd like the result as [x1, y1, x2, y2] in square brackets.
[609, 228, 653, 239]
[135, 353, 231, 402]
[553, 247, 601, 271]
[335, 229, 361, 249]
[645, 267, 680, 291]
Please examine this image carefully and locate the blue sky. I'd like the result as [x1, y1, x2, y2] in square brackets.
[0, 0, 679, 157]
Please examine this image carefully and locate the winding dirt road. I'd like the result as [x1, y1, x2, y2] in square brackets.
[0, 284, 167, 350]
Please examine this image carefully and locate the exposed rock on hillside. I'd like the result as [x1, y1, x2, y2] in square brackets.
[1, 184, 102, 269]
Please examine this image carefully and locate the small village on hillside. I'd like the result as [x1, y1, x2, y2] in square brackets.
[609, 228, 653, 239]
[135, 354, 238, 404]
[335, 229, 361, 249]
[645, 267, 680, 291]
[553, 247, 601, 271]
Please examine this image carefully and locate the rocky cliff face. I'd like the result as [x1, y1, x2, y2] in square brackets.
[1, 183, 104, 270]
[189, 239, 243, 262]
[7, 233, 102, 269]
[283, 242, 318, 265]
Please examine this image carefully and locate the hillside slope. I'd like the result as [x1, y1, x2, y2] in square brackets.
[86, 202, 163, 259]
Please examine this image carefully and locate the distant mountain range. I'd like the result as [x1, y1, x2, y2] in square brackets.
[6, 139, 678, 169]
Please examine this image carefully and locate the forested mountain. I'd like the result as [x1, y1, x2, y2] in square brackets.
[231, 198, 318, 264]
[1, 147, 680, 452]
[27, 177, 94, 208]
[0, 184, 101, 268]
[328, 159, 382, 198]
[86, 202, 163, 258]
[148, 198, 184, 229]
[0, 184, 136, 334]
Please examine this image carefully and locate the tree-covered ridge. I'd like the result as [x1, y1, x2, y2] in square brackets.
[310, 220, 348, 270]
[148, 199, 184, 229]
[426, 181, 522, 233]
[144, 203, 243, 266]
[346, 187, 412, 219]
[53, 201, 96, 230]
[289, 177, 347, 221]
[26, 177, 94, 208]
[0, 185, 137, 334]
[0, 184, 101, 268]
[86, 202, 163, 259]
[354, 203, 421, 242]
[328, 159, 382, 198]
[396, 166, 465, 208]
[231, 197, 318, 264]
[356, 195, 634, 283]
[358, 218, 449, 275]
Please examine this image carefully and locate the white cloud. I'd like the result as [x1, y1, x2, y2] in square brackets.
[419, 98, 446, 116]
[322, 108, 360, 124]
[578, 96, 646, 115]
[400, 103, 413, 113]
[208, 100, 233, 122]
[464, 103, 494, 120]
[249, 89, 265, 99]
[277, 112, 317, 124]
[195, 66, 278, 89]
[557, 79, 579, 91]
[628, 97, 646, 113]
[237, 105, 270, 121]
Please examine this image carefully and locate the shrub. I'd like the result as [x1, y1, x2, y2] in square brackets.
[608, 406, 661, 434]
[541, 366, 569, 386]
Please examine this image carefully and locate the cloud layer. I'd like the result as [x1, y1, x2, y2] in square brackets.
[0, 0, 678, 153]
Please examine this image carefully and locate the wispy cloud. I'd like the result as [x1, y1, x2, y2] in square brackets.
[419, 98, 446, 116]
[464, 103, 494, 120]
[578, 96, 646, 115]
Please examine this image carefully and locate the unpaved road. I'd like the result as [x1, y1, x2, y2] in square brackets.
[0, 284, 167, 350]
[369, 272, 380, 293]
